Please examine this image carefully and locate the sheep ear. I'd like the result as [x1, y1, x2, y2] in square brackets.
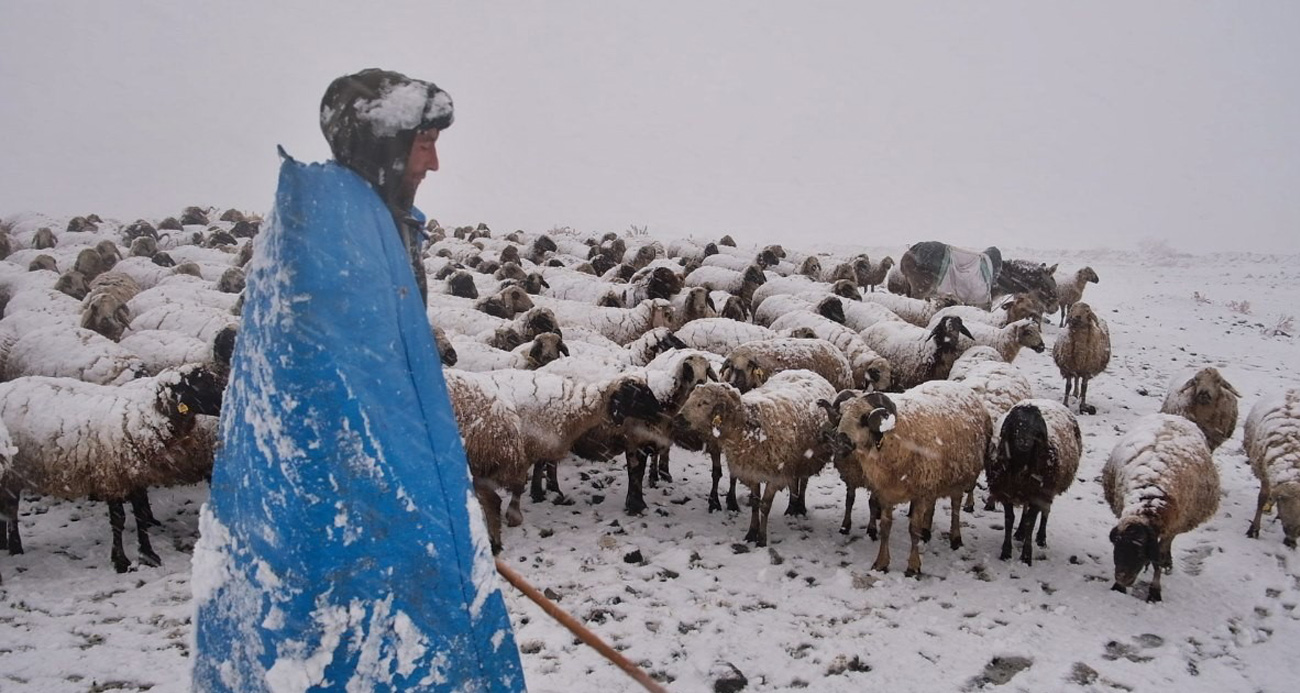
[559, 341, 570, 357]
[528, 342, 542, 363]
[680, 361, 697, 384]
[719, 363, 733, 381]
[705, 366, 719, 382]
[1221, 377, 1241, 397]
[1109, 526, 1120, 544]
[1046, 264, 1058, 274]
[959, 323, 974, 340]
[705, 294, 717, 311]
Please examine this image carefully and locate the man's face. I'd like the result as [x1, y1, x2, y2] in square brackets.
[403, 129, 440, 198]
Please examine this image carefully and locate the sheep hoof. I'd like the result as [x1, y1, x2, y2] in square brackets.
[1146, 587, 1162, 603]
[1000, 547, 1013, 561]
[1081, 404, 1097, 415]
[708, 496, 722, 513]
[1245, 525, 1259, 539]
[949, 537, 963, 551]
[1020, 553, 1033, 567]
[530, 490, 547, 503]
[726, 498, 740, 513]
[920, 529, 932, 543]
[839, 525, 851, 536]
[552, 494, 575, 507]
[113, 557, 131, 574]
[867, 528, 879, 541]
[904, 568, 921, 579]
[1111, 583, 1127, 594]
[1285, 538, 1297, 549]
[490, 541, 503, 556]
[656, 469, 673, 483]
[138, 550, 162, 568]
[625, 497, 647, 516]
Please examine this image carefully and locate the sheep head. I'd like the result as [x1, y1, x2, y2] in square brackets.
[1179, 367, 1241, 406]
[518, 307, 562, 340]
[1066, 302, 1098, 330]
[1080, 266, 1100, 284]
[522, 272, 549, 294]
[494, 261, 527, 282]
[525, 333, 568, 369]
[73, 248, 106, 281]
[799, 255, 824, 277]
[996, 403, 1051, 474]
[644, 299, 675, 330]
[161, 364, 226, 419]
[679, 382, 743, 439]
[837, 391, 897, 451]
[597, 291, 624, 308]
[863, 356, 893, 393]
[432, 326, 457, 366]
[1109, 516, 1160, 593]
[830, 279, 860, 301]
[28, 254, 58, 272]
[741, 264, 767, 287]
[130, 236, 159, 258]
[720, 353, 766, 393]
[1276, 483, 1300, 549]
[1014, 319, 1046, 353]
[55, 270, 90, 300]
[80, 293, 131, 342]
[928, 316, 974, 350]
[817, 297, 847, 325]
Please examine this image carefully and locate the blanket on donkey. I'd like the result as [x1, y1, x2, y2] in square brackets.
[934, 245, 997, 308]
[191, 152, 525, 692]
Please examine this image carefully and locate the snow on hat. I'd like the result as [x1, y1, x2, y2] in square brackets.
[319, 69, 454, 209]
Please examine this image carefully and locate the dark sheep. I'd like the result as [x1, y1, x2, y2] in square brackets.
[987, 401, 1081, 566]
[180, 206, 210, 226]
[28, 255, 58, 272]
[123, 219, 158, 241]
[32, 227, 57, 250]
[151, 252, 176, 268]
[446, 270, 479, 299]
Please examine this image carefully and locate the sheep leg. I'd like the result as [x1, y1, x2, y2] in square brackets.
[129, 489, 162, 568]
[108, 500, 131, 573]
[1013, 508, 1033, 541]
[840, 485, 856, 535]
[473, 478, 504, 555]
[0, 485, 21, 555]
[726, 474, 740, 513]
[505, 488, 524, 528]
[866, 493, 881, 541]
[1058, 307, 1066, 328]
[1018, 506, 1039, 566]
[1079, 378, 1094, 415]
[756, 483, 778, 548]
[785, 477, 808, 517]
[1035, 505, 1051, 548]
[708, 447, 723, 512]
[947, 493, 964, 550]
[1247, 479, 1269, 538]
[529, 461, 548, 502]
[1062, 376, 1074, 407]
[653, 447, 672, 484]
[744, 482, 764, 544]
[871, 503, 893, 572]
[906, 499, 934, 577]
[1000, 502, 1016, 561]
[624, 446, 649, 515]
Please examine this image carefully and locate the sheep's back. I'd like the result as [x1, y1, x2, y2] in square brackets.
[726, 370, 835, 484]
[1103, 413, 1219, 534]
[1244, 388, 1300, 489]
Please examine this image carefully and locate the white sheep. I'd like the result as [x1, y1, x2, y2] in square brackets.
[1159, 366, 1241, 452]
[449, 332, 569, 373]
[1053, 302, 1111, 415]
[1053, 266, 1099, 327]
[125, 302, 240, 344]
[720, 337, 855, 393]
[957, 318, 1046, 363]
[0, 364, 226, 572]
[1103, 414, 1219, 602]
[683, 264, 768, 305]
[1243, 387, 1300, 548]
[766, 311, 893, 391]
[672, 318, 780, 357]
[678, 370, 836, 546]
[859, 315, 974, 390]
[860, 292, 955, 327]
[987, 399, 1081, 565]
[1, 323, 145, 385]
[544, 297, 674, 345]
[835, 380, 992, 576]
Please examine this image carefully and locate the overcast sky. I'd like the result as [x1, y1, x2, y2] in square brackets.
[2, 1, 1297, 253]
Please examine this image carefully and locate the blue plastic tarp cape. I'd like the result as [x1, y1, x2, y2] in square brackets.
[191, 152, 526, 692]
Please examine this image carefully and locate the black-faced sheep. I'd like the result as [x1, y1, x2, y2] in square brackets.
[1103, 413, 1219, 602]
[1160, 366, 1241, 452]
[1053, 302, 1111, 415]
[0, 364, 226, 572]
[987, 399, 1081, 565]
[1244, 387, 1300, 548]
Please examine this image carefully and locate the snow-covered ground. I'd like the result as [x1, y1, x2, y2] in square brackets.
[2, 238, 1299, 692]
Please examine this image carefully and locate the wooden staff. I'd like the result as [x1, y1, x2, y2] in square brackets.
[495, 558, 669, 693]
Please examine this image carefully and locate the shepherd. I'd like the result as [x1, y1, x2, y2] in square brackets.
[191, 69, 527, 692]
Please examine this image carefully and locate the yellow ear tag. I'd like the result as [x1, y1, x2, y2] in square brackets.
[711, 414, 722, 428]
[178, 402, 190, 415]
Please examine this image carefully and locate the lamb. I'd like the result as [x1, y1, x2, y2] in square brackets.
[677, 370, 836, 546]
[0, 364, 226, 572]
[861, 257, 894, 292]
[1159, 366, 1241, 451]
[987, 399, 1081, 565]
[720, 337, 855, 392]
[859, 315, 974, 391]
[767, 310, 893, 391]
[1103, 413, 1220, 602]
[1243, 387, 1300, 548]
[1053, 302, 1111, 415]
[835, 380, 992, 575]
[1053, 266, 1099, 327]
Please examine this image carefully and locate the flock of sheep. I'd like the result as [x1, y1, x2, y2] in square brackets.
[0, 210, 1297, 606]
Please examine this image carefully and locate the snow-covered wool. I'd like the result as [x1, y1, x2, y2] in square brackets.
[1052, 266, 1100, 326]
[859, 291, 956, 327]
[683, 264, 768, 305]
[127, 274, 237, 316]
[1103, 413, 1219, 602]
[721, 337, 855, 393]
[673, 318, 780, 357]
[428, 304, 561, 349]
[1243, 387, 1300, 548]
[1, 323, 144, 385]
[988, 399, 1081, 565]
[836, 380, 992, 576]
[958, 318, 1046, 363]
[834, 297, 905, 332]
[1159, 366, 1241, 452]
[108, 255, 177, 291]
[748, 274, 839, 313]
[449, 332, 568, 373]
[215, 266, 245, 294]
[700, 252, 760, 273]
[752, 293, 814, 327]
[118, 330, 217, 375]
[1053, 302, 1111, 415]
[443, 369, 531, 554]
[536, 326, 684, 382]
[860, 315, 974, 391]
[930, 292, 1043, 329]
[3, 287, 82, 320]
[678, 370, 836, 546]
[767, 311, 893, 391]
[544, 297, 673, 345]
[124, 302, 239, 344]
[0, 364, 225, 572]
[0, 263, 60, 312]
[666, 237, 719, 264]
[948, 348, 1034, 426]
